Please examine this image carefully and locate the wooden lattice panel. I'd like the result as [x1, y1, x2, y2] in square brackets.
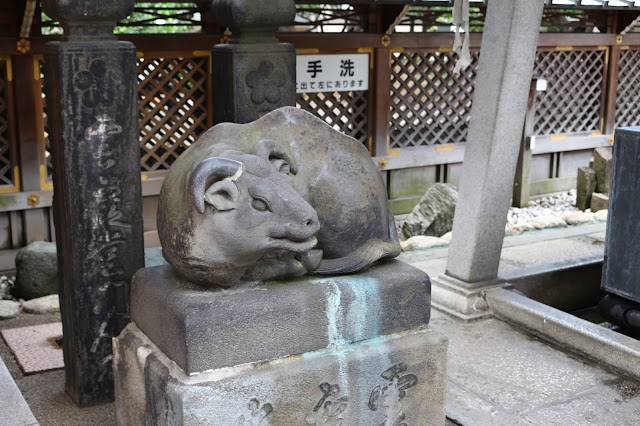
[41, 61, 53, 185]
[533, 49, 606, 136]
[0, 59, 15, 189]
[297, 90, 369, 145]
[615, 48, 640, 128]
[138, 56, 209, 171]
[389, 50, 479, 149]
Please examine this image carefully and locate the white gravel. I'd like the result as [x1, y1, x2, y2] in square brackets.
[507, 189, 579, 227]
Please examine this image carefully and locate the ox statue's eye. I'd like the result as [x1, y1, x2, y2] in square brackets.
[252, 198, 270, 212]
[279, 163, 291, 175]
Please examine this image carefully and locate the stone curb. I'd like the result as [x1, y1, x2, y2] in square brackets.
[486, 287, 640, 382]
[0, 358, 38, 425]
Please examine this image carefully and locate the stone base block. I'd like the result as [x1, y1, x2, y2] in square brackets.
[431, 273, 508, 321]
[130, 261, 431, 374]
[114, 323, 447, 425]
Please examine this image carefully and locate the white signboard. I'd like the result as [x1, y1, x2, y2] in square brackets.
[296, 54, 369, 93]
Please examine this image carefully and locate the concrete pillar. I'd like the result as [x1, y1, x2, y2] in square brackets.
[211, 0, 296, 124]
[432, 0, 545, 320]
[43, 0, 144, 406]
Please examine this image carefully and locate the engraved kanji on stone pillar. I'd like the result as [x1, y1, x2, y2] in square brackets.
[43, 0, 144, 407]
[211, 0, 296, 124]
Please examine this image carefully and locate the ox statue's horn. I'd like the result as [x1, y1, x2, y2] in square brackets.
[190, 157, 242, 214]
[253, 139, 298, 175]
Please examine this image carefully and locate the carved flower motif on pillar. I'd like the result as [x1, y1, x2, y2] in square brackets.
[246, 61, 285, 110]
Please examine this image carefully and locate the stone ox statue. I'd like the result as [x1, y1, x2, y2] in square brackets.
[158, 107, 400, 287]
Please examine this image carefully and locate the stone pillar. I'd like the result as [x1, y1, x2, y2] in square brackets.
[43, 0, 144, 406]
[431, 0, 545, 320]
[211, 0, 296, 124]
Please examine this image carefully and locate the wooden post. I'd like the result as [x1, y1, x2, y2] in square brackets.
[13, 55, 47, 243]
[372, 45, 391, 159]
[604, 43, 621, 134]
[512, 79, 541, 207]
[43, 0, 144, 406]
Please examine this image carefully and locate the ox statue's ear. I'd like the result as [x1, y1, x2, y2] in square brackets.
[203, 180, 239, 211]
[253, 139, 298, 175]
[190, 157, 242, 214]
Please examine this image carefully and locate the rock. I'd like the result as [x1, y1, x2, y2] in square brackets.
[401, 235, 449, 251]
[440, 231, 453, 242]
[505, 222, 537, 236]
[531, 215, 568, 229]
[562, 210, 594, 225]
[402, 183, 458, 238]
[21, 295, 60, 314]
[0, 300, 20, 319]
[594, 209, 608, 222]
[14, 241, 58, 300]
[505, 226, 522, 236]
[593, 147, 612, 195]
[576, 167, 596, 211]
[591, 192, 609, 213]
[514, 222, 537, 233]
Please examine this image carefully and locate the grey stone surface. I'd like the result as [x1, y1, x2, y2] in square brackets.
[576, 166, 596, 211]
[131, 260, 430, 374]
[591, 192, 609, 212]
[0, 300, 20, 319]
[21, 295, 60, 314]
[0, 357, 38, 425]
[114, 323, 447, 425]
[500, 237, 603, 268]
[157, 107, 400, 287]
[14, 241, 57, 300]
[445, 0, 546, 284]
[486, 288, 640, 382]
[593, 146, 613, 195]
[401, 183, 458, 238]
[433, 308, 640, 426]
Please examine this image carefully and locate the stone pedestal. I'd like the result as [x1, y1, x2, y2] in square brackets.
[431, 273, 508, 321]
[114, 261, 448, 424]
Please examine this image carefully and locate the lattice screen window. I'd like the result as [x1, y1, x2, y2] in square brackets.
[0, 59, 16, 189]
[533, 48, 606, 136]
[138, 56, 209, 171]
[389, 50, 479, 149]
[615, 48, 640, 128]
[297, 91, 368, 145]
[41, 61, 53, 185]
